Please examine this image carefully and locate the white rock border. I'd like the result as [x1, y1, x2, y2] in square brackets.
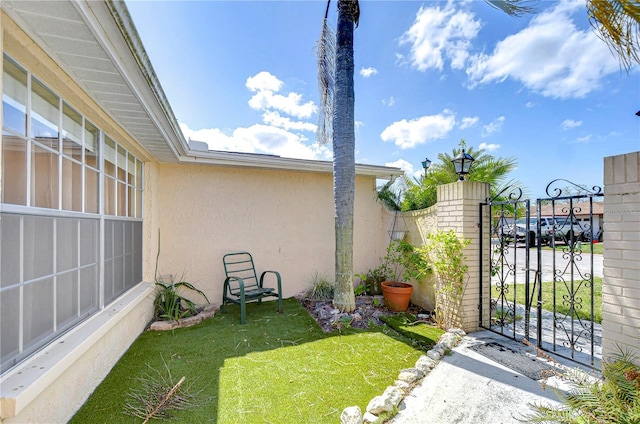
[340, 328, 466, 424]
[148, 304, 218, 331]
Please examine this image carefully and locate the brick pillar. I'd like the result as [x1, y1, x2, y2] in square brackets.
[602, 152, 640, 365]
[436, 181, 490, 332]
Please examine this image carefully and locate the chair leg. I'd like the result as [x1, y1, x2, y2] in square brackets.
[240, 297, 247, 325]
[277, 293, 283, 314]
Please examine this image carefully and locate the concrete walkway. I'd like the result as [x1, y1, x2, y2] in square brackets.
[390, 329, 597, 424]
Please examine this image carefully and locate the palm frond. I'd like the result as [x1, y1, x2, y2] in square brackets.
[316, 16, 336, 145]
[485, 0, 537, 17]
[587, 0, 640, 72]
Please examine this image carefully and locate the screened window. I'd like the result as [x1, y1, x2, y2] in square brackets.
[2, 57, 28, 205]
[1, 53, 144, 374]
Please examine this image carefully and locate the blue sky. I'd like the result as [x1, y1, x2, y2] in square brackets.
[126, 0, 639, 198]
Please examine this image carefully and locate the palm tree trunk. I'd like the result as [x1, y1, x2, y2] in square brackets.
[332, 0, 357, 312]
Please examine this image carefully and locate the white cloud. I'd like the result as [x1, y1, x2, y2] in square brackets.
[382, 97, 396, 107]
[459, 116, 479, 129]
[181, 122, 331, 160]
[561, 119, 582, 130]
[386, 158, 414, 175]
[400, 2, 481, 71]
[482, 116, 505, 137]
[380, 110, 456, 149]
[575, 134, 592, 143]
[525, 101, 536, 108]
[466, 2, 619, 99]
[246, 71, 283, 92]
[177, 71, 326, 161]
[262, 111, 317, 132]
[478, 142, 500, 151]
[246, 71, 316, 119]
[360, 67, 378, 77]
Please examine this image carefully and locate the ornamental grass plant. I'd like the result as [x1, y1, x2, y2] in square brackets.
[71, 298, 428, 424]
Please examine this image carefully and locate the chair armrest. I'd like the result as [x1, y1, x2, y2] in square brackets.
[259, 271, 282, 293]
[224, 276, 246, 297]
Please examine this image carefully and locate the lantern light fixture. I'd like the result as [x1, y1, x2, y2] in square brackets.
[421, 157, 431, 172]
[451, 149, 475, 181]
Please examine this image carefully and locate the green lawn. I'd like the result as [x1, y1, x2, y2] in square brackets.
[71, 298, 438, 424]
[541, 241, 604, 255]
[491, 277, 603, 324]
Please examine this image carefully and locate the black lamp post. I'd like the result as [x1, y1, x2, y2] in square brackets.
[421, 157, 431, 172]
[451, 149, 475, 181]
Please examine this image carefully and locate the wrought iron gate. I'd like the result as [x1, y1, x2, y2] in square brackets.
[479, 179, 604, 368]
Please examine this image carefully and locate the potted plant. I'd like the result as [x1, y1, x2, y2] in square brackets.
[380, 240, 430, 312]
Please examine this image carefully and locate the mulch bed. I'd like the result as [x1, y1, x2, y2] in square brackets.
[297, 294, 432, 332]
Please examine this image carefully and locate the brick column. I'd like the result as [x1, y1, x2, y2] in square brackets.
[602, 152, 640, 365]
[436, 181, 490, 332]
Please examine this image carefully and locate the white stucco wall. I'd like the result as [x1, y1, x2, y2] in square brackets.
[148, 163, 392, 305]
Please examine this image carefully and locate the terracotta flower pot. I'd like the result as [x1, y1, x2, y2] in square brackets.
[381, 281, 413, 312]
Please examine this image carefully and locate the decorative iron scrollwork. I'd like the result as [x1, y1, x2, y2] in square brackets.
[545, 179, 603, 199]
[489, 184, 524, 203]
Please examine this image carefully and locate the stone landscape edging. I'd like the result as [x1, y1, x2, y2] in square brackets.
[340, 328, 467, 424]
[148, 304, 218, 331]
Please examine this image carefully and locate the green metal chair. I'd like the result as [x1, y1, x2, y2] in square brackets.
[222, 252, 283, 324]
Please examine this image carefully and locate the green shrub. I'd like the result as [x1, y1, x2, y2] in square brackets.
[307, 273, 334, 301]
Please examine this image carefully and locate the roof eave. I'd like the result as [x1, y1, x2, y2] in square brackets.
[179, 149, 403, 178]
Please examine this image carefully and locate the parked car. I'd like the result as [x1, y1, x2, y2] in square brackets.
[514, 217, 555, 247]
[549, 216, 585, 245]
[500, 216, 588, 247]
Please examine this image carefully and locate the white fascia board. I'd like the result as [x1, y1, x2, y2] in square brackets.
[179, 150, 404, 178]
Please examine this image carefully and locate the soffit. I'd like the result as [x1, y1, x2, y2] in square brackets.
[2, 0, 185, 163]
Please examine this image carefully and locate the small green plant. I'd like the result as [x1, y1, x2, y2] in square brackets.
[354, 282, 366, 296]
[522, 349, 640, 423]
[425, 230, 470, 329]
[356, 265, 388, 295]
[154, 277, 209, 321]
[153, 231, 209, 321]
[307, 272, 334, 301]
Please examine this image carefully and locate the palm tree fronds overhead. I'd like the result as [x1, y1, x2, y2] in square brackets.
[587, 0, 640, 72]
[316, 14, 336, 146]
[485, 0, 537, 17]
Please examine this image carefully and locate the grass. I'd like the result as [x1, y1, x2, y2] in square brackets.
[540, 241, 604, 255]
[380, 314, 445, 349]
[491, 277, 603, 324]
[71, 298, 435, 424]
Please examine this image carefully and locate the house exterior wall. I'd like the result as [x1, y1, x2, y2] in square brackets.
[602, 151, 640, 365]
[151, 163, 392, 304]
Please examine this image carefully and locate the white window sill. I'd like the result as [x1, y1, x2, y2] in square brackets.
[0, 282, 154, 420]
